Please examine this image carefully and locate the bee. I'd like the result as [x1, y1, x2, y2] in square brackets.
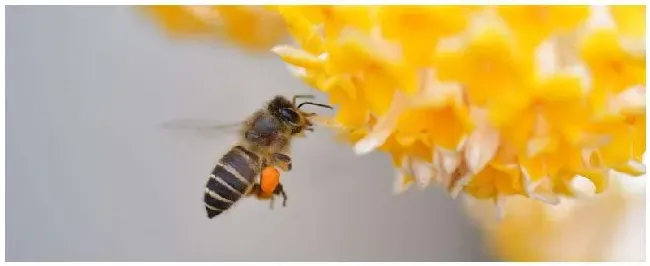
[199, 95, 332, 218]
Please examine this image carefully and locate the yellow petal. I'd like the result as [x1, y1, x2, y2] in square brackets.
[551, 171, 579, 197]
[464, 165, 522, 199]
[519, 155, 547, 184]
[487, 89, 533, 130]
[533, 74, 584, 102]
[143, 6, 214, 36]
[277, 7, 324, 54]
[428, 107, 472, 150]
[612, 161, 646, 177]
[498, 6, 589, 49]
[334, 102, 369, 128]
[327, 76, 357, 99]
[214, 6, 287, 50]
[381, 134, 407, 166]
[598, 125, 633, 167]
[610, 5, 646, 37]
[494, 107, 535, 152]
[497, 166, 524, 195]
[579, 28, 643, 93]
[631, 114, 646, 162]
[362, 74, 396, 116]
[406, 140, 434, 163]
[272, 45, 325, 70]
[379, 6, 468, 43]
[460, 26, 533, 105]
[326, 6, 375, 36]
[577, 169, 610, 194]
[334, 127, 368, 145]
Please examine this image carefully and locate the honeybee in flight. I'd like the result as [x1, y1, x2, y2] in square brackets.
[165, 95, 332, 218]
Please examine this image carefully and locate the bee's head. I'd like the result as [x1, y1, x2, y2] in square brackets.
[267, 95, 332, 135]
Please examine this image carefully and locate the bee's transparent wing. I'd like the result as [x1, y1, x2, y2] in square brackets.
[159, 118, 244, 138]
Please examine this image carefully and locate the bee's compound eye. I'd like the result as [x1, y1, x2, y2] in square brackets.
[280, 108, 300, 124]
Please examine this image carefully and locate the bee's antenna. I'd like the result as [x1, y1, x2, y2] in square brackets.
[292, 94, 315, 105]
[298, 102, 333, 110]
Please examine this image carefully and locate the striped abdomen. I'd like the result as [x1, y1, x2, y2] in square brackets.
[204, 145, 260, 218]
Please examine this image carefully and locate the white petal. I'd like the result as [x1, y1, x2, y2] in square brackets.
[353, 130, 391, 155]
[432, 147, 465, 193]
[438, 148, 461, 174]
[519, 165, 536, 196]
[532, 112, 550, 136]
[565, 62, 592, 93]
[401, 155, 412, 171]
[620, 36, 646, 59]
[184, 6, 223, 26]
[393, 169, 414, 195]
[435, 171, 452, 189]
[431, 148, 444, 172]
[535, 36, 559, 78]
[318, 52, 329, 61]
[571, 132, 612, 149]
[435, 35, 465, 53]
[309, 115, 340, 128]
[431, 153, 451, 186]
[527, 137, 552, 157]
[493, 195, 506, 220]
[410, 157, 434, 189]
[284, 64, 307, 78]
[571, 175, 597, 198]
[586, 5, 616, 30]
[414, 69, 464, 108]
[608, 85, 646, 115]
[628, 161, 646, 174]
[354, 91, 408, 155]
[530, 178, 561, 205]
[455, 134, 468, 151]
[464, 123, 500, 174]
[581, 148, 596, 167]
[448, 173, 473, 199]
[613, 160, 647, 177]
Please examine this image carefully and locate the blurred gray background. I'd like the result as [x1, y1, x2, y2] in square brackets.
[6, 6, 491, 261]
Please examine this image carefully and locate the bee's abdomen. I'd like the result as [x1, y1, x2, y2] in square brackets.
[204, 145, 260, 218]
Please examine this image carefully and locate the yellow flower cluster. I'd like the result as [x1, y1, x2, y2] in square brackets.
[143, 6, 288, 51]
[270, 6, 646, 208]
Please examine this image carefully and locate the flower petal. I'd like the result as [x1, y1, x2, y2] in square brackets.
[271, 45, 325, 69]
[393, 169, 415, 194]
[464, 112, 500, 173]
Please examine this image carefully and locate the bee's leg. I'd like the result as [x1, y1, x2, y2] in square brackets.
[269, 196, 276, 210]
[272, 153, 292, 172]
[273, 183, 288, 207]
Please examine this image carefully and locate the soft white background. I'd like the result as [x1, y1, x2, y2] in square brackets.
[5, 6, 490, 261]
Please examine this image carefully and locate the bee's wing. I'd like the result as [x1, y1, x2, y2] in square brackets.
[160, 118, 244, 138]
